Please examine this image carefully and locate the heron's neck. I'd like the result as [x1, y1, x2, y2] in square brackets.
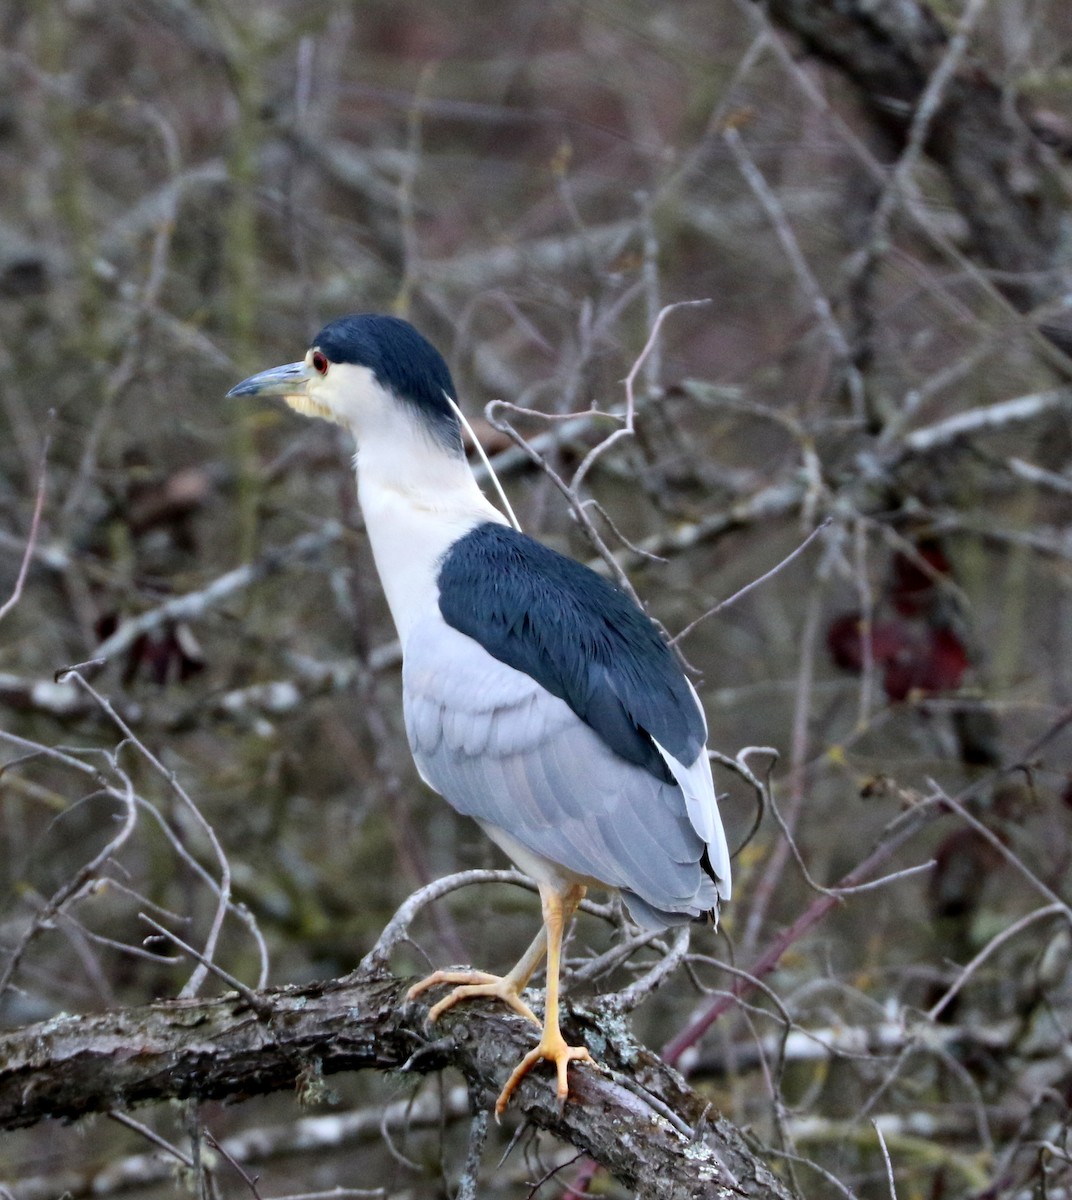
[355, 444, 505, 643]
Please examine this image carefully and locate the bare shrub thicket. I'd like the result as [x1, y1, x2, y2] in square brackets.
[1, 2, 1071, 1197]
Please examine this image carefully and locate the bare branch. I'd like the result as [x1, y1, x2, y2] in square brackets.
[0, 742, 138, 1000]
[926, 903, 1068, 1021]
[570, 299, 709, 494]
[0, 426, 50, 626]
[901, 388, 1072, 455]
[722, 125, 865, 416]
[0, 968, 794, 1200]
[57, 669, 242, 998]
[91, 523, 346, 667]
[672, 518, 830, 645]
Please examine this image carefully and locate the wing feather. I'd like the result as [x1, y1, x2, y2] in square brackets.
[433, 523, 732, 903]
[404, 616, 721, 919]
[437, 524, 707, 779]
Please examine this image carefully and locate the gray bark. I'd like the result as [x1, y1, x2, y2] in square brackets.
[0, 968, 795, 1200]
[762, 0, 1066, 312]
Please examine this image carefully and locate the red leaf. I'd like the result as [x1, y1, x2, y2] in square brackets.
[883, 625, 968, 700]
[890, 541, 952, 616]
[828, 613, 915, 672]
[830, 613, 968, 699]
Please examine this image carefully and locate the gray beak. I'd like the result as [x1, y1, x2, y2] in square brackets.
[226, 361, 312, 400]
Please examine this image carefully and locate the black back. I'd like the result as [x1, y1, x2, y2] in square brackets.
[438, 523, 705, 782]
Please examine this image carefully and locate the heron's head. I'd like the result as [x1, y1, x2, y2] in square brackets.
[227, 313, 463, 454]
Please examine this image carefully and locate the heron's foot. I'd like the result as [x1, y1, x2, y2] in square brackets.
[407, 969, 540, 1025]
[495, 1027, 593, 1117]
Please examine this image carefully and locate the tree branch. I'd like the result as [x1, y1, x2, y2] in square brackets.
[760, 0, 1065, 311]
[0, 967, 793, 1200]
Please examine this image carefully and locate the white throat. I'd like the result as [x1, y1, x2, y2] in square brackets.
[305, 360, 508, 641]
[354, 422, 506, 643]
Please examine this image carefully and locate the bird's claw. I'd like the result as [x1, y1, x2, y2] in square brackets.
[494, 1029, 593, 1118]
[407, 969, 540, 1025]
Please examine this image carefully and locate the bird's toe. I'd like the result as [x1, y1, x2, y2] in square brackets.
[494, 1028, 593, 1117]
[408, 969, 540, 1025]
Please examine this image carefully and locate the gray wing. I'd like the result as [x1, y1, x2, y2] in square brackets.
[402, 614, 719, 924]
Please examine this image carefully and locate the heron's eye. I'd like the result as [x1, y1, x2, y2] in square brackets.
[311, 350, 329, 375]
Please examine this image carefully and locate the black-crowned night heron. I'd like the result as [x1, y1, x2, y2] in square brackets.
[228, 314, 731, 1113]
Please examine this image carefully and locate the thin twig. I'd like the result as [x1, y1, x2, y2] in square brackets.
[927, 904, 1068, 1021]
[723, 125, 865, 417]
[661, 803, 938, 1067]
[456, 1108, 489, 1200]
[108, 1110, 194, 1168]
[872, 1120, 898, 1200]
[58, 669, 239, 998]
[138, 914, 268, 1015]
[62, 103, 181, 526]
[739, 565, 827, 958]
[91, 522, 346, 666]
[902, 388, 1071, 456]
[570, 299, 709, 495]
[486, 400, 643, 600]
[709, 745, 778, 860]
[360, 869, 534, 973]
[599, 925, 691, 1014]
[928, 782, 1072, 923]
[204, 1128, 264, 1199]
[0, 425, 51, 625]
[863, 0, 993, 271]
[0, 765, 137, 1000]
[672, 519, 831, 645]
[568, 927, 667, 986]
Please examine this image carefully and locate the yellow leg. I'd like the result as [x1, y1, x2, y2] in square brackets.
[494, 883, 591, 1116]
[407, 924, 547, 1025]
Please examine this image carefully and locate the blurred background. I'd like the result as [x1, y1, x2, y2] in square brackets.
[1, 1, 1071, 1196]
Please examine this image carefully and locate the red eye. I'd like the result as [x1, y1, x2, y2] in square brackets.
[311, 350, 328, 375]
